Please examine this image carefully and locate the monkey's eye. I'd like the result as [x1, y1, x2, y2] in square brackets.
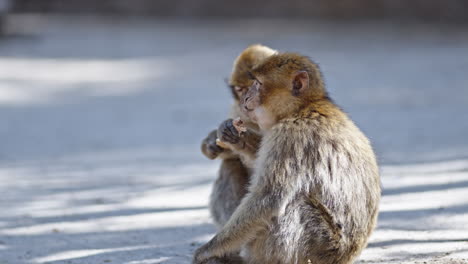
[234, 86, 248, 97]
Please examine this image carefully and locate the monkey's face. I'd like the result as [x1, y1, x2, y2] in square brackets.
[228, 67, 255, 109]
[230, 84, 250, 102]
[240, 70, 310, 131]
[229, 44, 276, 100]
[240, 78, 276, 130]
[242, 79, 262, 113]
[227, 79, 257, 127]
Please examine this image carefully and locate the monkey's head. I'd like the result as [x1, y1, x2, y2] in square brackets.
[229, 44, 277, 102]
[241, 53, 327, 130]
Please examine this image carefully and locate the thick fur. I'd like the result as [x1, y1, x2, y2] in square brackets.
[209, 156, 250, 229]
[194, 53, 381, 264]
[241, 102, 380, 264]
[204, 111, 261, 233]
[230, 44, 278, 98]
[201, 45, 277, 229]
[208, 124, 262, 229]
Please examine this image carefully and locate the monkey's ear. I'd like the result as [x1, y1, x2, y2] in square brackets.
[292, 71, 309, 96]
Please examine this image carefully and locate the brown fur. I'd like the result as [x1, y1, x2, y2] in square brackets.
[194, 53, 381, 264]
[230, 44, 278, 99]
[200, 45, 277, 229]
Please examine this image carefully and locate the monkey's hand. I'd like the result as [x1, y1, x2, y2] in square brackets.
[217, 118, 244, 146]
[201, 130, 225, 160]
[193, 243, 214, 264]
[217, 119, 260, 166]
[193, 187, 277, 264]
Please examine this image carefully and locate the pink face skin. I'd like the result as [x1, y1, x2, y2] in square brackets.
[242, 80, 261, 113]
[240, 80, 260, 121]
[240, 80, 275, 131]
[233, 86, 247, 99]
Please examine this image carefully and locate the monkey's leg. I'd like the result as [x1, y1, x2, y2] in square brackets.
[209, 157, 250, 229]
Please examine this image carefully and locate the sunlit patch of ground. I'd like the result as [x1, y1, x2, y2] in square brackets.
[0, 150, 467, 264]
[0, 16, 467, 263]
[0, 58, 170, 104]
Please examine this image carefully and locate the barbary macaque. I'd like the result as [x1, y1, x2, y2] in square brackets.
[195, 52, 381, 264]
[201, 45, 277, 228]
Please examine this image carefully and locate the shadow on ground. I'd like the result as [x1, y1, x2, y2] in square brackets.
[0, 17, 467, 264]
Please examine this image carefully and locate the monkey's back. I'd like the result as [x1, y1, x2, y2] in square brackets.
[248, 102, 380, 264]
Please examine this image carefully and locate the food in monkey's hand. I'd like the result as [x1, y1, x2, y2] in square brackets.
[232, 117, 247, 134]
[215, 138, 230, 149]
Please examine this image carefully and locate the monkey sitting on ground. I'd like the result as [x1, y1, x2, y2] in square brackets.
[201, 45, 277, 228]
[194, 52, 381, 264]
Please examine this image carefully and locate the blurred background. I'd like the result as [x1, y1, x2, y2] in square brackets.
[0, 1, 467, 264]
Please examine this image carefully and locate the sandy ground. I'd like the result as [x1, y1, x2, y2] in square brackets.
[0, 16, 467, 264]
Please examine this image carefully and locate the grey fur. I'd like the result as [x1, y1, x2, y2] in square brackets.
[195, 54, 380, 264]
[202, 115, 262, 229]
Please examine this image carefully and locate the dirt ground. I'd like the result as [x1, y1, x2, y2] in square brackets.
[0, 16, 467, 264]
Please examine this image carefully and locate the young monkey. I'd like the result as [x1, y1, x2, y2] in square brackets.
[201, 45, 277, 228]
[194, 53, 381, 264]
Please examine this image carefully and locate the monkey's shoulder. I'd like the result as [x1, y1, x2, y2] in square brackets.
[277, 109, 347, 132]
[291, 100, 348, 123]
[270, 106, 368, 151]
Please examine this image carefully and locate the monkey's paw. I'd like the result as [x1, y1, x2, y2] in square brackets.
[217, 119, 242, 145]
[192, 244, 213, 264]
[201, 130, 225, 159]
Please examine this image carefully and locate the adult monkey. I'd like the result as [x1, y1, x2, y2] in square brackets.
[195, 52, 381, 264]
[201, 44, 277, 228]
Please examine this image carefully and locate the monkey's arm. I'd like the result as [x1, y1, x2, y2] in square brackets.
[194, 127, 293, 263]
[194, 188, 282, 263]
